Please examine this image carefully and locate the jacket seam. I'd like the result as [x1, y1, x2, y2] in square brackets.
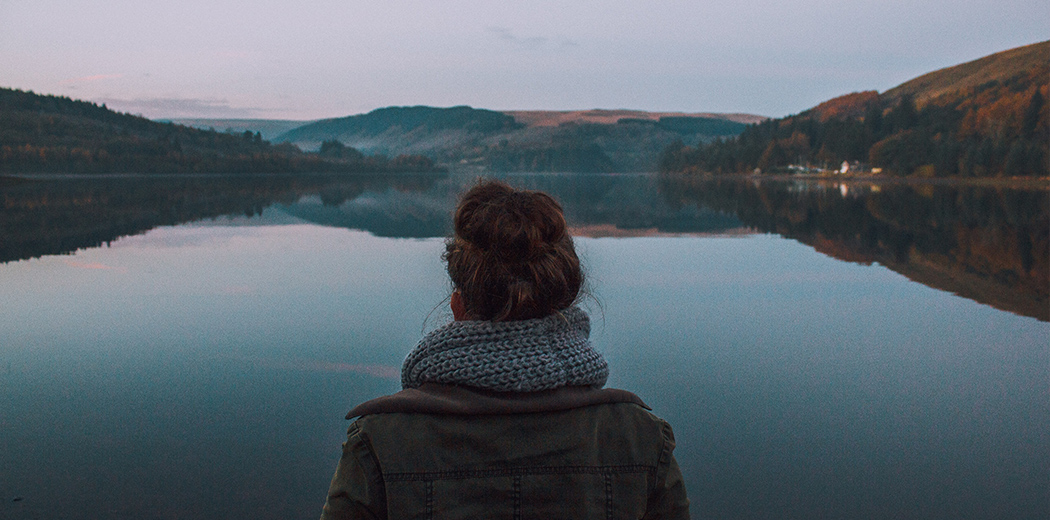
[353, 423, 386, 482]
[513, 474, 522, 520]
[384, 464, 655, 482]
[647, 420, 675, 506]
[604, 472, 613, 520]
[425, 480, 433, 520]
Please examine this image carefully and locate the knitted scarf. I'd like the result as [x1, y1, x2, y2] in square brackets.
[401, 306, 608, 392]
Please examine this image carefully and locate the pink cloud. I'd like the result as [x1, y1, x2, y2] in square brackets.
[62, 259, 127, 272]
[60, 73, 125, 85]
[311, 362, 401, 379]
[228, 355, 400, 379]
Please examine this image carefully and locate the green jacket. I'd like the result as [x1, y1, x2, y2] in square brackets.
[320, 383, 690, 519]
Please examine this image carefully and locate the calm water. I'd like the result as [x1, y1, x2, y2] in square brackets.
[0, 173, 1047, 520]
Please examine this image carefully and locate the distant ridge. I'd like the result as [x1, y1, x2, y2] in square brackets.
[274, 106, 762, 173]
[278, 105, 522, 152]
[503, 109, 765, 127]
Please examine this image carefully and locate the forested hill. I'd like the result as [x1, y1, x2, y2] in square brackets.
[280, 105, 523, 146]
[0, 88, 441, 174]
[660, 40, 1049, 178]
[277, 106, 753, 173]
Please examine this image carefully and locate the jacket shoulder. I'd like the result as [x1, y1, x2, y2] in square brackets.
[346, 383, 649, 418]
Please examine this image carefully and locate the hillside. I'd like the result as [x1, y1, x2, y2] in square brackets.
[883, 41, 1048, 107]
[504, 109, 765, 127]
[660, 41, 1049, 178]
[0, 88, 442, 175]
[280, 105, 522, 150]
[276, 106, 758, 173]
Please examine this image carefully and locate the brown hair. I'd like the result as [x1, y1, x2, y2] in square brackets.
[444, 180, 582, 321]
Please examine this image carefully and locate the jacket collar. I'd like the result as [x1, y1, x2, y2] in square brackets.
[347, 383, 649, 419]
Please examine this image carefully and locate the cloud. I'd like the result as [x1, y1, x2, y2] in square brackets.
[62, 259, 127, 272]
[93, 96, 269, 119]
[59, 73, 125, 86]
[313, 362, 400, 379]
[486, 27, 579, 54]
[488, 26, 549, 48]
[225, 354, 400, 379]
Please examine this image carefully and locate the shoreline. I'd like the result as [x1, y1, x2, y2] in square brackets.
[5, 171, 1049, 189]
[661, 172, 1050, 189]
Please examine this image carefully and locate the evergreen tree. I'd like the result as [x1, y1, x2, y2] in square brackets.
[1021, 90, 1044, 139]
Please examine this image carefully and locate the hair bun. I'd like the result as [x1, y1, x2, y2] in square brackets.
[455, 185, 566, 262]
[446, 180, 582, 321]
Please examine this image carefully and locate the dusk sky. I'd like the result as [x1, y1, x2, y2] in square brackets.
[2, 0, 1046, 120]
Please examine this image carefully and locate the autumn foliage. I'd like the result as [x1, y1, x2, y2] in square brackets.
[661, 41, 1049, 177]
[807, 91, 881, 122]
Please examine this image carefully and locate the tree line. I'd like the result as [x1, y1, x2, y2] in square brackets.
[660, 69, 1048, 177]
[0, 88, 444, 174]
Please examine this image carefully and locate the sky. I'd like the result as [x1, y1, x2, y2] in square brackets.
[1, 0, 1046, 120]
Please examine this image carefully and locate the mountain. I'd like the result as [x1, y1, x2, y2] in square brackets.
[0, 88, 442, 175]
[660, 40, 1049, 178]
[882, 41, 1048, 107]
[277, 105, 522, 161]
[275, 106, 760, 173]
[503, 109, 765, 127]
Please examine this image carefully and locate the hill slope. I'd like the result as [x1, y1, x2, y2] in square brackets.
[504, 109, 765, 127]
[660, 41, 1049, 178]
[883, 40, 1048, 107]
[279, 105, 522, 151]
[276, 106, 758, 173]
[0, 88, 441, 174]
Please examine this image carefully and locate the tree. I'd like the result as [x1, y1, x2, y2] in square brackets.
[863, 103, 884, 138]
[888, 95, 917, 132]
[1021, 90, 1044, 139]
[757, 140, 788, 172]
[319, 139, 365, 161]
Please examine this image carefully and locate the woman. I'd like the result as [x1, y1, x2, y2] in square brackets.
[320, 180, 690, 519]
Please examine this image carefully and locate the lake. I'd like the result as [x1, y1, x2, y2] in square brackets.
[0, 173, 1047, 520]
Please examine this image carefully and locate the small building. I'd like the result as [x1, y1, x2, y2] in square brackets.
[840, 161, 873, 175]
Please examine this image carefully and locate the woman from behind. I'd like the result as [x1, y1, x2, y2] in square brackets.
[321, 180, 690, 519]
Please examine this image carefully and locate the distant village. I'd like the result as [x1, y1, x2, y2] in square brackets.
[780, 161, 884, 176]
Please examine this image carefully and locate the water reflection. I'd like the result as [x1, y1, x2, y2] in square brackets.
[0, 173, 443, 262]
[2, 173, 1046, 320]
[656, 177, 1049, 321]
[1, 174, 1047, 520]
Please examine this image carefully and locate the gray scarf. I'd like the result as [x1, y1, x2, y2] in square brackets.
[401, 307, 608, 392]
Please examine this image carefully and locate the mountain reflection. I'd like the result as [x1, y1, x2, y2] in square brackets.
[276, 174, 747, 238]
[0, 174, 444, 262]
[656, 176, 1049, 321]
[2, 173, 1045, 321]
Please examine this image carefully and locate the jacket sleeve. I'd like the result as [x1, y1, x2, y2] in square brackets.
[320, 421, 387, 520]
[643, 420, 691, 520]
